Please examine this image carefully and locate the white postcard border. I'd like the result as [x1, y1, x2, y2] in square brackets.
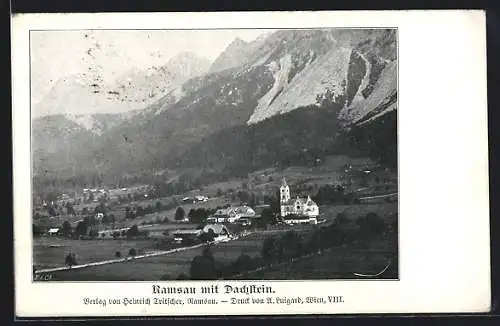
[12, 10, 490, 317]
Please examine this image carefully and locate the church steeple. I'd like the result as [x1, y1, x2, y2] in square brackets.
[280, 178, 290, 204]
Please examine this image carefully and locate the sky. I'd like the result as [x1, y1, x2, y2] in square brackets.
[30, 29, 274, 105]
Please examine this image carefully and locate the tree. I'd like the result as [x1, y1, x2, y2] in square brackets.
[125, 206, 135, 219]
[47, 205, 56, 216]
[232, 254, 255, 274]
[257, 208, 276, 229]
[175, 207, 185, 221]
[135, 206, 145, 217]
[61, 221, 72, 237]
[190, 247, 216, 280]
[74, 220, 88, 238]
[88, 229, 98, 238]
[65, 253, 77, 267]
[199, 229, 216, 243]
[155, 201, 163, 212]
[65, 203, 75, 215]
[128, 248, 137, 257]
[81, 207, 89, 216]
[127, 225, 140, 237]
[278, 231, 303, 261]
[102, 214, 115, 225]
[115, 251, 122, 258]
[261, 237, 278, 261]
[188, 208, 209, 224]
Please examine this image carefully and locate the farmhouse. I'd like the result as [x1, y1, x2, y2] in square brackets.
[172, 229, 203, 244]
[47, 228, 60, 236]
[279, 178, 319, 218]
[212, 205, 255, 223]
[202, 224, 232, 241]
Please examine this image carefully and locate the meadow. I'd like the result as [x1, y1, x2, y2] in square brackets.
[33, 237, 158, 269]
[47, 234, 265, 281]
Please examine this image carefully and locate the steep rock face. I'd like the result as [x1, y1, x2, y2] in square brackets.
[247, 46, 351, 124]
[208, 38, 251, 73]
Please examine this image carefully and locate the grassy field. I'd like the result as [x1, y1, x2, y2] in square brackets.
[48, 234, 265, 281]
[33, 237, 158, 269]
[242, 212, 398, 280]
[37, 201, 397, 280]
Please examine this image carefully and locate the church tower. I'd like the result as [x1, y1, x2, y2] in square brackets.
[280, 178, 291, 203]
[280, 178, 291, 217]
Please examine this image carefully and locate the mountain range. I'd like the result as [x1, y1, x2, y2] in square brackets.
[32, 28, 397, 190]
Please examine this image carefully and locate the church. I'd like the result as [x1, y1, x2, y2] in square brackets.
[279, 178, 319, 218]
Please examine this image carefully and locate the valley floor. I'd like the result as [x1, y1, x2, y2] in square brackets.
[34, 202, 397, 281]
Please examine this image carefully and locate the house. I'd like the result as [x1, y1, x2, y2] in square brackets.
[212, 205, 256, 223]
[279, 178, 319, 218]
[194, 195, 208, 202]
[47, 228, 60, 236]
[202, 224, 232, 241]
[172, 229, 203, 244]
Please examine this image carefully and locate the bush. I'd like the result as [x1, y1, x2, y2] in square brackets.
[65, 253, 77, 266]
[88, 229, 98, 238]
[115, 251, 122, 258]
[129, 248, 137, 257]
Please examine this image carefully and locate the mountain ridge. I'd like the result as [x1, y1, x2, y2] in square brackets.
[32, 29, 398, 188]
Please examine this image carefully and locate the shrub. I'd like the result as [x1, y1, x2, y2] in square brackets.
[65, 253, 77, 266]
[115, 251, 122, 258]
[129, 248, 137, 257]
[88, 229, 98, 238]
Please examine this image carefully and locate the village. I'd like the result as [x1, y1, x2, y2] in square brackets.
[32, 156, 398, 281]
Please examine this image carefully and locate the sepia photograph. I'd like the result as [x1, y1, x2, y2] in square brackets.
[30, 27, 398, 282]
